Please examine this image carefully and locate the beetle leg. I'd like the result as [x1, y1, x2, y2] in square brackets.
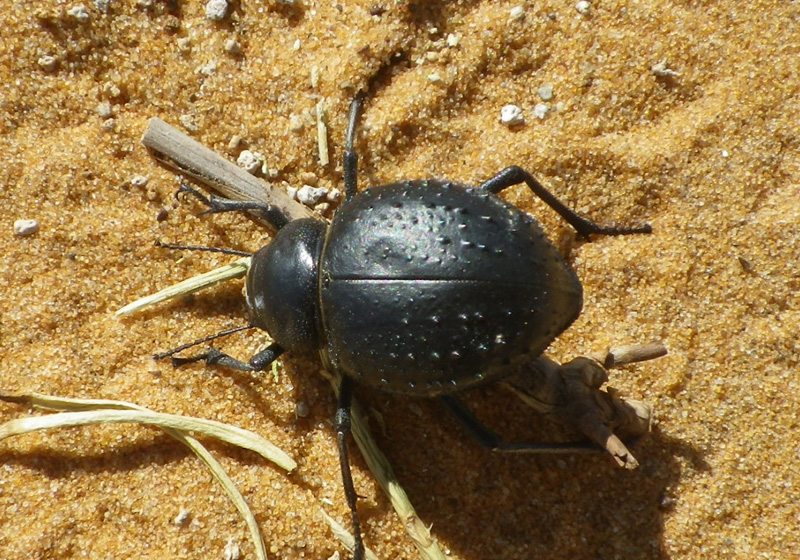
[167, 343, 284, 372]
[177, 181, 288, 230]
[248, 343, 285, 370]
[335, 375, 365, 560]
[440, 394, 599, 454]
[479, 166, 652, 238]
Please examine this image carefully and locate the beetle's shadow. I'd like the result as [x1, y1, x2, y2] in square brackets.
[360, 385, 705, 560]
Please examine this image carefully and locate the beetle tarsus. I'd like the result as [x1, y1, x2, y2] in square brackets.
[167, 353, 208, 368]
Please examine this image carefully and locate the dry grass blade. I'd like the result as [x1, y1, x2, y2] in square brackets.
[0, 392, 299, 560]
[116, 257, 250, 316]
[319, 509, 380, 560]
[0, 394, 296, 471]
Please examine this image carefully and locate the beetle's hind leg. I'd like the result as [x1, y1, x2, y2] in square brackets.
[441, 394, 598, 454]
[479, 166, 652, 238]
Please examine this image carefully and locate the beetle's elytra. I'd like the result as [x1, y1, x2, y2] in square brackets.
[162, 94, 651, 560]
[250, 179, 582, 395]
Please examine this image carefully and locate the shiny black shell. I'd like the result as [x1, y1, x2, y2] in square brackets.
[317, 179, 582, 396]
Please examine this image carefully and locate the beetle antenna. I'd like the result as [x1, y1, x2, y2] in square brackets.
[153, 325, 255, 360]
[154, 240, 252, 257]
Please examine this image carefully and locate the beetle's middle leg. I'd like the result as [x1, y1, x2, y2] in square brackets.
[479, 166, 652, 238]
[335, 375, 366, 560]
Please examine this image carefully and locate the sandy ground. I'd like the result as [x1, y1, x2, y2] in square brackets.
[1, 1, 799, 559]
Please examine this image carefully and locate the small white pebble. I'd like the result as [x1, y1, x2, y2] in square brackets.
[227, 135, 242, 152]
[205, 0, 228, 20]
[427, 73, 442, 82]
[292, 39, 301, 51]
[326, 188, 342, 203]
[299, 172, 318, 186]
[174, 508, 191, 526]
[575, 1, 591, 15]
[288, 114, 304, 132]
[96, 102, 113, 118]
[538, 83, 554, 101]
[177, 37, 192, 53]
[297, 185, 328, 206]
[223, 538, 241, 560]
[224, 39, 241, 56]
[130, 175, 149, 188]
[197, 59, 218, 77]
[500, 104, 525, 126]
[446, 33, 460, 47]
[38, 55, 57, 72]
[14, 219, 39, 237]
[286, 186, 298, 200]
[67, 5, 90, 22]
[533, 103, 549, 119]
[721, 149, 730, 158]
[237, 150, 265, 175]
[510, 6, 524, 19]
[103, 82, 122, 98]
[94, 0, 110, 13]
[651, 60, 681, 77]
[179, 114, 199, 132]
[101, 118, 116, 131]
[310, 66, 320, 88]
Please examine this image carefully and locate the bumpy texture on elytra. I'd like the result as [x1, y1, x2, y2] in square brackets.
[319, 180, 583, 395]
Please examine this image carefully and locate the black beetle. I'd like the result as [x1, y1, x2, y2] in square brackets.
[162, 94, 651, 560]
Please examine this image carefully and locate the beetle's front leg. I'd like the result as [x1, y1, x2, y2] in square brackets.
[166, 343, 284, 372]
[177, 182, 289, 230]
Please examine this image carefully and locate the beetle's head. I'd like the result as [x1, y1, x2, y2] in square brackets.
[246, 218, 326, 353]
